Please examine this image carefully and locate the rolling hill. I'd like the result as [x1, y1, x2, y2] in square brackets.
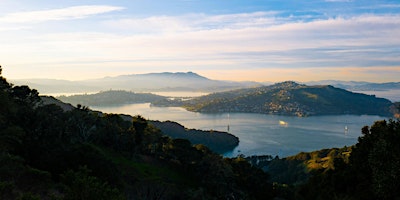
[153, 81, 394, 117]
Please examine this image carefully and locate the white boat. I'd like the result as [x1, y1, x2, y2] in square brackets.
[279, 120, 288, 126]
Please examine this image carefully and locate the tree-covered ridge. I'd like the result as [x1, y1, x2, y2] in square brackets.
[57, 90, 166, 106]
[150, 120, 239, 154]
[153, 81, 394, 116]
[0, 66, 274, 199]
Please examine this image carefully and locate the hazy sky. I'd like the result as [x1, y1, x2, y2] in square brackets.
[1, 0, 399, 82]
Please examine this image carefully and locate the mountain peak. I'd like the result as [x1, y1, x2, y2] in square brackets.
[133, 72, 209, 80]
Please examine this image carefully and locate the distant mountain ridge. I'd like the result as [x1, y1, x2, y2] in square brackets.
[153, 81, 394, 117]
[305, 80, 400, 91]
[11, 73, 400, 102]
[12, 72, 260, 94]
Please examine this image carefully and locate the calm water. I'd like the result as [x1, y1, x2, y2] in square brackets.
[92, 103, 387, 157]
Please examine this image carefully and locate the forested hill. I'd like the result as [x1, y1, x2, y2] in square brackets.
[154, 81, 394, 116]
[57, 90, 166, 106]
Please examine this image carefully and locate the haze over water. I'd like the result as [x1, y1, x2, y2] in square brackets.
[93, 103, 387, 157]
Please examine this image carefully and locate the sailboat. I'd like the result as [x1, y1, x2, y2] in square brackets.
[227, 113, 230, 132]
[344, 126, 349, 135]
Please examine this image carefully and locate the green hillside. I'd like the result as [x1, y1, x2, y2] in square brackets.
[158, 81, 393, 116]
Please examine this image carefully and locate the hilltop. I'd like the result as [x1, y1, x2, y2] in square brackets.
[153, 81, 394, 116]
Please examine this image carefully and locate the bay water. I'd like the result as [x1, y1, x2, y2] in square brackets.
[92, 103, 387, 158]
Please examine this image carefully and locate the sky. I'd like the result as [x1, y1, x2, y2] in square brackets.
[0, 0, 399, 82]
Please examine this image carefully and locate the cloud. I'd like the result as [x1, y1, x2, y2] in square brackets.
[2, 9, 399, 82]
[104, 11, 281, 34]
[5, 13, 400, 66]
[198, 66, 400, 82]
[0, 5, 124, 23]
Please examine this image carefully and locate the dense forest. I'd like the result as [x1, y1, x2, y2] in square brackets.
[1, 65, 400, 199]
[153, 81, 394, 117]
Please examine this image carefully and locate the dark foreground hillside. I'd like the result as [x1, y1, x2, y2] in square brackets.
[0, 66, 274, 199]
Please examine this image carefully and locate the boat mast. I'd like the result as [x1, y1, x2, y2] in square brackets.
[227, 113, 230, 132]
